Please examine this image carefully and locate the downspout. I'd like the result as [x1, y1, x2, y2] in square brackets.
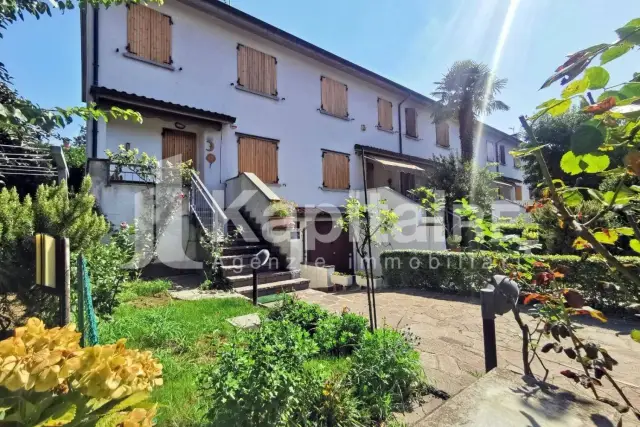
[397, 94, 410, 154]
[91, 6, 99, 158]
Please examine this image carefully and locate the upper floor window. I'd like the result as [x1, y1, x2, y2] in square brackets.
[499, 145, 506, 165]
[322, 150, 350, 190]
[486, 142, 496, 162]
[436, 122, 449, 147]
[237, 44, 278, 97]
[514, 156, 522, 169]
[237, 135, 279, 184]
[405, 107, 418, 138]
[321, 76, 348, 118]
[126, 4, 172, 65]
[377, 98, 393, 131]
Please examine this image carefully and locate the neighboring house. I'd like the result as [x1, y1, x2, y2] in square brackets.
[80, 0, 529, 287]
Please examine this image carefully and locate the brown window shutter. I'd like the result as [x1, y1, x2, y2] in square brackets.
[405, 107, 417, 137]
[127, 4, 171, 64]
[162, 129, 197, 164]
[515, 185, 523, 201]
[238, 136, 278, 184]
[237, 45, 277, 96]
[436, 122, 449, 147]
[322, 151, 350, 189]
[321, 76, 348, 118]
[377, 98, 392, 130]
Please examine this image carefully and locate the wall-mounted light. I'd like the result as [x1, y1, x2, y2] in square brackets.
[175, 122, 186, 130]
[361, 124, 366, 132]
[230, 124, 238, 130]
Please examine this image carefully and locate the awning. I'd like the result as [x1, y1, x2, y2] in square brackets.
[493, 180, 514, 188]
[366, 155, 425, 174]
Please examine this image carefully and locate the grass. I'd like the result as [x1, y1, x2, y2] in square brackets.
[117, 279, 172, 303]
[99, 295, 265, 426]
[256, 292, 289, 304]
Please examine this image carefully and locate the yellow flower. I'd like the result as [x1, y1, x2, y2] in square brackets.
[119, 405, 157, 427]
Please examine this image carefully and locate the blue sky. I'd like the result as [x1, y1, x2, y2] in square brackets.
[1, 0, 638, 140]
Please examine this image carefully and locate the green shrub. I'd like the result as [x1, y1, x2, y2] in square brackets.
[347, 328, 427, 421]
[314, 312, 368, 356]
[199, 320, 319, 426]
[267, 295, 329, 335]
[380, 250, 640, 310]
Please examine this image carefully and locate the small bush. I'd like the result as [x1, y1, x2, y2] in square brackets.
[314, 312, 368, 356]
[199, 320, 318, 426]
[347, 328, 427, 421]
[267, 295, 329, 335]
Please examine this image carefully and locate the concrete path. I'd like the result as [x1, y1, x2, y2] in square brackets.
[295, 288, 640, 421]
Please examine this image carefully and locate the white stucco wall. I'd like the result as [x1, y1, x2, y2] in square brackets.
[90, 0, 527, 209]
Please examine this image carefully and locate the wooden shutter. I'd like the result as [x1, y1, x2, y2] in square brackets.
[322, 151, 350, 189]
[237, 45, 277, 96]
[405, 107, 417, 137]
[238, 136, 278, 184]
[499, 145, 506, 164]
[515, 185, 523, 201]
[127, 4, 171, 64]
[377, 98, 393, 130]
[321, 76, 348, 118]
[436, 122, 449, 147]
[162, 129, 197, 165]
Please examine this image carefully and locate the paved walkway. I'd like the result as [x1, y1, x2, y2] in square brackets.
[295, 288, 640, 420]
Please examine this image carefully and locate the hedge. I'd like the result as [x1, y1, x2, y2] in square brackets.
[493, 223, 539, 236]
[380, 250, 640, 312]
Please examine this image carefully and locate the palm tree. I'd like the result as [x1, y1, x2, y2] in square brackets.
[432, 60, 510, 161]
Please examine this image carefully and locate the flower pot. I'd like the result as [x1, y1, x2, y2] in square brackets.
[331, 275, 353, 287]
[356, 276, 382, 289]
[269, 216, 295, 230]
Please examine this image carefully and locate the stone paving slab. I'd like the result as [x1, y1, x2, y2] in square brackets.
[227, 313, 261, 329]
[294, 288, 640, 423]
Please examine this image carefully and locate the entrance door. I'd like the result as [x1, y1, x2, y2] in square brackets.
[162, 129, 197, 164]
[306, 220, 351, 273]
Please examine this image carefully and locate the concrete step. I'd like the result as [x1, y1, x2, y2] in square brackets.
[218, 252, 281, 266]
[235, 278, 310, 298]
[228, 269, 301, 288]
[222, 244, 270, 256]
[220, 262, 280, 277]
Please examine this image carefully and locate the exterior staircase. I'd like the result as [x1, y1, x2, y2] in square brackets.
[221, 219, 309, 298]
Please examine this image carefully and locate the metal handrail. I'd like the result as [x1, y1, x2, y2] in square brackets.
[189, 169, 228, 236]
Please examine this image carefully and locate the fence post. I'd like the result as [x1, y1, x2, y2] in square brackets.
[56, 237, 71, 326]
[76, 255, 85, 346]
[481, 288, 498, 373]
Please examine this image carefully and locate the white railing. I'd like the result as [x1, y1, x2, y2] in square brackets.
[189, 170, 228, 236]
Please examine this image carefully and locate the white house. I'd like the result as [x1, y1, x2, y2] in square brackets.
[80, 0, 529, 283]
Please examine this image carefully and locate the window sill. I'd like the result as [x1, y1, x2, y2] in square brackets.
[436, 143, 450, 149]
[318, 109, 352, 121]
[404, 134, 421, 141]
[320, 186, 350, 192]
[123, 52, 175, 71]
[376, 126, 394, 134]
[235, 85, 280, 101]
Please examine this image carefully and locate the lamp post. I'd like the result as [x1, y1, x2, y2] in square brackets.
[251, 249, 270, 305]
[481, 275, 519, 372]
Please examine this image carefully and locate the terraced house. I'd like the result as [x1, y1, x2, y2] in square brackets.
[81, 0, 529, 293]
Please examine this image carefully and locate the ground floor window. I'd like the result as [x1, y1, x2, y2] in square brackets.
[237, 135, 278, 184]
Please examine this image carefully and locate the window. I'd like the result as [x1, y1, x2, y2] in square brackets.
[322, 150, 350, 189]
[321, 76, 348, 118]
[237, 135, 278, 184]
[514, 156, 522, 169]
[515, 185, 523, 201]
[405, 107, 418, 138]
[436, 122, 449, 147]
[237, 44, 277, 96]
[162, 129, 197, 163]
[377, 98, 393, 131]
[486, 142, 496, 161]
[499, 145, 506, 165]
[126, 4, 172, 65]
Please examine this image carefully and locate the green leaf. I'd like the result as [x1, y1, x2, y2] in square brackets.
[562, 189, 583, 207]
[597, 90, 626, 102]
[620, 83, 640, 98]
[510, 144, 549, 157]
[570, 124, 605, 155]
[615, 21, 640, 45]
[34, 404, 76, 427]
[536, 98, 561, 109]
[548, 99, 572, 116]
[560, 151, 584, 176]
[562, 78, 590, 99]
[631, 185, 640, 193]
[610, 104, 640, 118]
[582, 153, 610, 173]
[632, 329, 640, 343]
[630, 239, 640, 254]
[615, 227, 635, 236]
[584, 67, 610, 89]
[587, 189, 606, 204]
[601, 42, 633, 64]
[603, 187, 635, 205]
[594, 230, 619, 245]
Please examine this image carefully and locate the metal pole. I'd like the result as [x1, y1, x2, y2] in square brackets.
[76, 255, 85, 346]
[56, 237, 70, 326]
[481, 288, 498, 372]
[360, 148, 375, 332]
[252, 268, 258, 306]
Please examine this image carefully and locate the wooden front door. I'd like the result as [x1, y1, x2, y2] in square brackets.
[306, 219, 352, 273]
[162, 129, 197, 164]
[515, 185, 523, 201]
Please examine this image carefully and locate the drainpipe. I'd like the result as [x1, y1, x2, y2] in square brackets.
[91, 6, 100, 158]
[397, 94, 410, 154]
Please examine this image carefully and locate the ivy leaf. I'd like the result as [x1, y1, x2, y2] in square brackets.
[584, 67, 610, 89]
[615, 227, 635, 236]
[570, 124, 605, 155]
[600, 42, 633, 64]
[562, 78, 590, 99]
[631, 329, 640, 343]
[594, 230, 619, 245]
[582, 153, 610, 173]
[630, 239, 640, 254]
[620, 83, 640, 98]
[560, 151, 584, 176]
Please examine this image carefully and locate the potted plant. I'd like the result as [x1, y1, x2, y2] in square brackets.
[355, 270, 383, 289]
[268, 200, 297, 229]
[331, 271, 353, 289]
[446, 235, 462, 251]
